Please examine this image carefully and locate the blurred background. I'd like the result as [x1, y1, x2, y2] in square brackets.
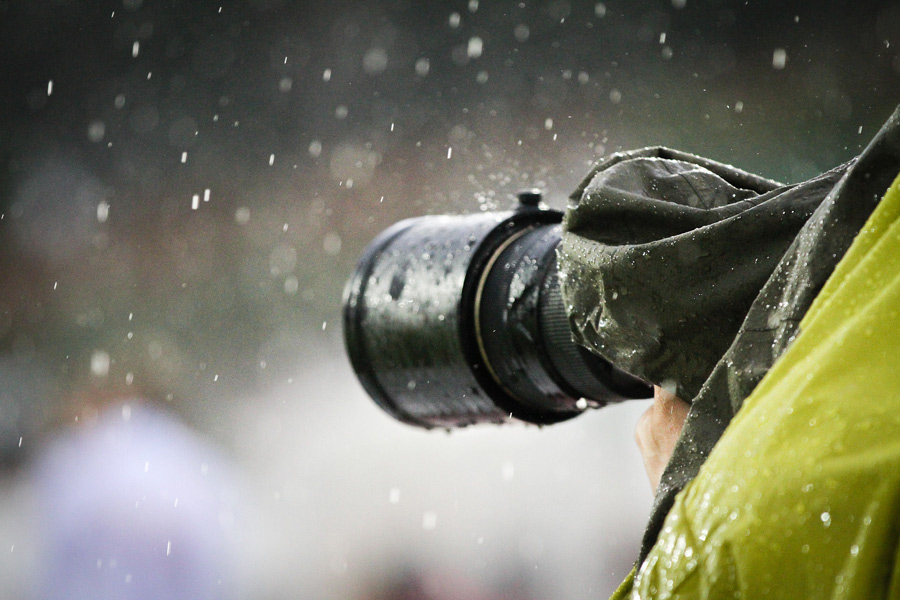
[1, 0, 899, 598]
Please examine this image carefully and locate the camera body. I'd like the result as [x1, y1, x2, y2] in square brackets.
[343, 192, 650, 429]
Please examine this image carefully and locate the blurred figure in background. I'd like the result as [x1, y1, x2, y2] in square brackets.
[32, 399, 245, 600]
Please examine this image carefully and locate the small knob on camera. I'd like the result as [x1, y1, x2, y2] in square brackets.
[517, 189, 543, 209]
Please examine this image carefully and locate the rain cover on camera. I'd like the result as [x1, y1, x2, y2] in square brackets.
[558, 104, 900, 564]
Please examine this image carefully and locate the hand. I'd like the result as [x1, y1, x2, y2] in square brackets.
[635, 386, 690, 493]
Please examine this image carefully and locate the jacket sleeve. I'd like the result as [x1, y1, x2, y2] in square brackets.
[559, 105, 900, 577]
[632, 169, 900, 599]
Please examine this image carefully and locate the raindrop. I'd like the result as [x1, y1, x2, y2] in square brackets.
[203, 188, 210, 202]
[468, 0, 478, 12]
[235, 206, 251, 224]
[544, 118, 554, 130]
[269, 153, 275, 166]
[389, 488, 400, 504]
[97, 201, 110, 223]
[595, 2, 606, 17]
[502, 462, 515, 481]
[609, 89, 622, 103]
[467, 37, 483, 59]
[87, 121, 106, 142]
[309, 139, 322, 157]
[114, 94, 126, 109]
[278, 77, 292, 92]
[363, 48, 388, 75]
[772, 48, 787, 70]
[91, 350, 111, 378]
[449, 12, 461, 28]
[132, 41, 140, 58]
[422, 511, 437, 530]
[323, 68, 332, 82]
[335, 105, 348, 120]
[671, 0, 686, 8]
[181, 151, 188, 163]
[514, 24, 530, 43]
[47, 80, 53, 96]
[415, 57, 430, 76]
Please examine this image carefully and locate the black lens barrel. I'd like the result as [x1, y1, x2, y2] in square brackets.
[343, 202, 650, 429]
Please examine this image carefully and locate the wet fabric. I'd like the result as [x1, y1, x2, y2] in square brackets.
[629, 167, 900, 599]
[558, 104, 900, 576]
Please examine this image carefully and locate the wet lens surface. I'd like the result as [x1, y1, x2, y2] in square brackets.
[344, 208, 649, 429]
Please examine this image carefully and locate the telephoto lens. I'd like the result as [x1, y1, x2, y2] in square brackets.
[343, 191, 651, 429]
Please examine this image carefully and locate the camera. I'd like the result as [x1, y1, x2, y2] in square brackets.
[343, 191, 651, 429]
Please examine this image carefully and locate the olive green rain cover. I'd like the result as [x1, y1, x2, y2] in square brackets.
[558, 105, 900, 592]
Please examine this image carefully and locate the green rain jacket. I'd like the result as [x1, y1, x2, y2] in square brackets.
[559, 105, 900, 598]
